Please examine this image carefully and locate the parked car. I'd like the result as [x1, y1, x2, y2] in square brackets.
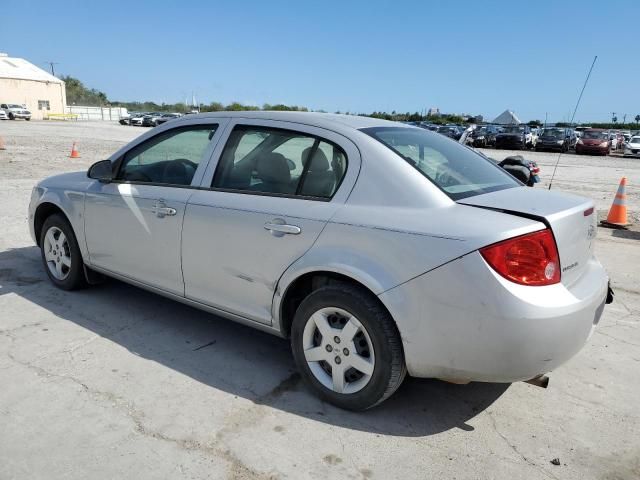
[536, 128, 573, 152]
[155, 113, 183, 125]
[29, 112, 611, 410]
[471, 125, 500, 148]
[0, 110, 8, 120]
[608, 132, 620, 151]
[119, 112, 139, 125]
[623, 135, 640, 157]
[141, 112, 165, 127]
[436, 125, 463, 140]
[575, 129, 611, 155]
[1, 103, 32, 120]
[418, 122, 439, 131]
[129, 112, 149, 126]
[495, 125, 533, 149]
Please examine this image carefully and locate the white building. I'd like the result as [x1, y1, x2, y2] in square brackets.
[0, 53, 66, 120]
[493, 110, 521, 125]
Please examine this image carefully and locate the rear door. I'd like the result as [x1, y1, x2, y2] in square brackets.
[182, 119, 360, 324]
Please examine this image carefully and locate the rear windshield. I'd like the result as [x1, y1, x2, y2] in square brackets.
[362, 126, 520, 200]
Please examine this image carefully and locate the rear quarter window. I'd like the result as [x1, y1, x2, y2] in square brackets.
[362, 126, 520, 200]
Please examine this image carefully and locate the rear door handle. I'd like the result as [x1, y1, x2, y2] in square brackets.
[264, 220, 301, 236]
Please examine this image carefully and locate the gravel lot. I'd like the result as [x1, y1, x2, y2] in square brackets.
[1, 120, 639, 480]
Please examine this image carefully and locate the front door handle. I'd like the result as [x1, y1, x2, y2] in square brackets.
[152, 199, 177, 218]
[264, 219, 301, 236]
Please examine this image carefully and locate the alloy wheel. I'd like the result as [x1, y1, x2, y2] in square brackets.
[302, 307, 375, 394]
[43, 226, 72, 280]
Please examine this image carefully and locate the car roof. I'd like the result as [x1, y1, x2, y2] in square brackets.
[172, 111, 401, 133]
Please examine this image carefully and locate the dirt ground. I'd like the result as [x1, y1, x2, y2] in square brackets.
[1, 120, 639, 480]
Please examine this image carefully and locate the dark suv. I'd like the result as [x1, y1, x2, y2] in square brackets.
[536, 128, 574, 152]
[495, 125, 532, 150]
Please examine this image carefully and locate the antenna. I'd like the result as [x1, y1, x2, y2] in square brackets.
[44, 61, 59, 76]
[548, 56, 597, 190]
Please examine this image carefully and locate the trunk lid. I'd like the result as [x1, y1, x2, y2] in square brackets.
[459, 187, 597, 287]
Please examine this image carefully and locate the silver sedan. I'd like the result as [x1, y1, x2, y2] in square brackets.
[28, 112, 610, 410]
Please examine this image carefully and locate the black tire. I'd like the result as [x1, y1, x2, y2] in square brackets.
[291, 282, 406, 410]
[25, 117, 30, 121]
[8, 113, 15, 120]
[40, 213, 88, 290]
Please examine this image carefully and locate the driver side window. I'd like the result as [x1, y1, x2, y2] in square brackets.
[117, 125, 217, 186]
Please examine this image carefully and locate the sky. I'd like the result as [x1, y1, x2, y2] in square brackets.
[3, 0, 639, 123]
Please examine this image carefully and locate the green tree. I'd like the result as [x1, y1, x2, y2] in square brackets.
[61, 75, 109, 106]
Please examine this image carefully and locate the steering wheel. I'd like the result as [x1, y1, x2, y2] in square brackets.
[124, 170, 152, 182]
[173, 158, 197, 169]
[162, 158, 197, 184]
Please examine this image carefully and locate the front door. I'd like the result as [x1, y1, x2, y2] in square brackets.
[182, 121, 357, 324]
[85, 122, 223, 295]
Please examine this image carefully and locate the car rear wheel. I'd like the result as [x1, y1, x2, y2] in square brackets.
[291, 283, 406, 410]
[40, 214, 87, 290]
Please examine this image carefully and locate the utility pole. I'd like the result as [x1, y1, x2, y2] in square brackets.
[44, 61, 59, 76]
[612, 112, 616, 123]
[622, 114, 627, 125]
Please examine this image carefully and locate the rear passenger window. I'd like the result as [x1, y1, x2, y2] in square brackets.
[212, 125, 347, 199]
[117, 125, 217, 186]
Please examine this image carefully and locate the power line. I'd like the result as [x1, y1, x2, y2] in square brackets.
[44, 61, 59, 76]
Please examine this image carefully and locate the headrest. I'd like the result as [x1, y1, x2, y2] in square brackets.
[301, 147, 330, 172]
[256, 153, 291, 184]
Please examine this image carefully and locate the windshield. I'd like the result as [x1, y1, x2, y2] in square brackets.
[362, 126, 520, 200]
[583, 130, 607, 139]
[543, 129, 565, 138]
[501, 126, 524, 134]
[630, 137, 640, 143]
[8, 104, 23, 108]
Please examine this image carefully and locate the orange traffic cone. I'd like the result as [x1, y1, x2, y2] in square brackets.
[0, 136, 6, 150]
[601, 177, 630, 228]
[69, 142, 80, 158]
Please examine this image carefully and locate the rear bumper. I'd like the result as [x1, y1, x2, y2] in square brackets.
[379, 251, 609, 382]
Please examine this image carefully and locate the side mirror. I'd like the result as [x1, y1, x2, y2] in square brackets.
[88, 160, 114, 183]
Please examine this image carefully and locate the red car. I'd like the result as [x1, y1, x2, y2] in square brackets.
[576, 129, 611, 155]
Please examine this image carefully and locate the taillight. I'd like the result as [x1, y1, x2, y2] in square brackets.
[480, 229, 561, 286]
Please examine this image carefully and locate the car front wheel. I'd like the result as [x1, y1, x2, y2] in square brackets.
[40, 214, 87, 290]
[291, 282, 406, 410]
